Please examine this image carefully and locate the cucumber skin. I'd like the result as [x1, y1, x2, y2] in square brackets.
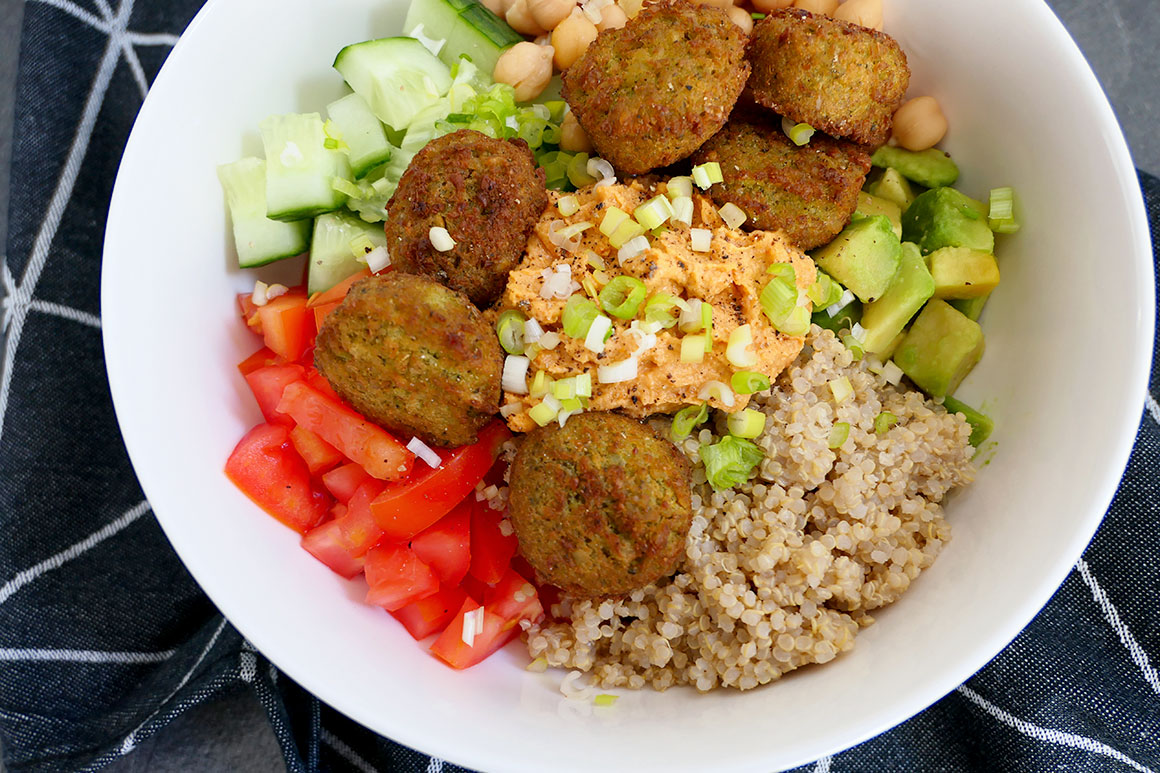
[218, 158, 312, 268]
[333, 37, 452, 130]
[260, 113, 351, 222]
[404, 0, 521, 77]
[308, 212, 386, 294]
[327, 93, 394, 179]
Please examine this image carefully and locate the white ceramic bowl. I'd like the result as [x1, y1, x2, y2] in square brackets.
[102, 0, 1154, 770]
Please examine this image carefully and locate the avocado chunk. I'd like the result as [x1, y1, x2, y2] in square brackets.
[812, 299, 862, 334]
[892, 299, 984, 398]
[855, 192, 902, 239]
[929, 246, 1001, 299]
[812, 215, 902, 304]
[902, 187, 995, 255]
[859, 242, 935, 353]
[869, 167, 917, 209]
[871, 146, 959, 188]
[942, 395, 994, 446]
[950, 294, 989, 321]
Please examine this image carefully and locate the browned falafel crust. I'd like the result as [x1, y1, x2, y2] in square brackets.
[692, 111, 871, 249]
[562, 1, 749, 175]
[746, 9, 910, 148]
[384, 129, 548, 308]
[508, 411, 693, 598]
[313, 273, 502, 448]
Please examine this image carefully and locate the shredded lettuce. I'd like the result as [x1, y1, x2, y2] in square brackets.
[699, 435, 764, 490]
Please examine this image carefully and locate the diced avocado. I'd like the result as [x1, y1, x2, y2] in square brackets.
[812, 300, 862, 334]
[859, 242, 935, 353]
[950, 294, 989, 321]
[879, 329, 907, 360]
[892, 299, 985, 398]
[902, 187, 995, 255]
[855, 192, 902, 239]
[929, 246, 1000, 299]
[869, 167, 917, 209]
[942, 395, 994, 446]
[812, 215, 902, 303]
[871, 146, 960, 188]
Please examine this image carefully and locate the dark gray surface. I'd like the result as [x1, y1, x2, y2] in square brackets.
[0, 0, 1156, 771]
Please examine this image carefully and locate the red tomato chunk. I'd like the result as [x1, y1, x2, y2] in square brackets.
[410, 500, 472, 587]
[364, 542, 439, 612]
[301, 519, 365, 579]
[390, 585, 469, 641]
[225, 422, 331, 533]
[244, 364, 304, 427]
[321, 462, 371, 504]
[469, 500, 518, 585]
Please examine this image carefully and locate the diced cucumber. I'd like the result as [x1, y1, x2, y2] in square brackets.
[260, 113, 351, 221]
[405, 0, 523, 78]
[334, 37, 453, 130]
[309, 212, 388, 293]
[327, 94, 394, 179]
[217, 158, 311, 268]
[942, 395, 994, 446]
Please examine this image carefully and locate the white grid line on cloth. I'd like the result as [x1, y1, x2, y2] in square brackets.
[92, 0, 148, 100]
[27, 299, 101, 328]
[957, 686, 1157, 773]
[321, 728, 380, 773]
[27, 0, 111, 32]
[1077, 559, 1160, 696]
[425, 758, 445, 773]
[0, 647, 176, 663]
[1147, 393, 1160, 427]
[127, 31, 180, 45]
[811, 756, 832, 773]
[0, 500, 151, 606]
[109, 615, 230, 761]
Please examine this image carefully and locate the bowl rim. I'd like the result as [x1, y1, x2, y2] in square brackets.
[101, 0, 1156, 769]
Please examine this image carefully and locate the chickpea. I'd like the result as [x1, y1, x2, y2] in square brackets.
[529, 0, 576, 33]
[727, 5, 753, 33]
[751, 0, 793, 13]
[493, 42, 555, 102]
[506, 0, 547, 37]
[832, 0, 882, 29]
[552, 10, 599, 70]
[596, 2, 627, 30]
[891, 96, 948, 151]
[480, 0, 513, 16]
[560, 111, 594, 152]
[792, 0, 838, 14]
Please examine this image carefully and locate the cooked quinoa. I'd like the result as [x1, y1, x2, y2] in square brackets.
[525, 326, 975, 692]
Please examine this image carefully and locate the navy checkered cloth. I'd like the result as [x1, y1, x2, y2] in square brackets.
[2, 1, 1157, 771]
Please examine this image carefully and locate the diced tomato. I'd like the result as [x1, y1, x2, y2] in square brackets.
[321, 462, 371, 504]
[307, 268, 371, 308]
[411, 500, 472, 586]
[485, 568, 544, 624]
[238, 292, 262, 333]
[430, 599, 518, 669]
[459, 575, 488, 604]
[364, 542, 439, 611]
[370, 421, 511, 539]
[290, 425, 343, 475]
[334, 479, 386, 557]
[244, 364, 305, 426]
[511, 554, 538, 585]
[301, 519, 364, 579]
[304, 367, 341, 401]
[257, 291, 313, 361]
[237, 347, 283, 376]
[312, 301, 341, 331]
[469, 501, 519, 584]
[225, 422, 331, 533]
[390, 585, 468, 640]
[277, 381, 413, 481]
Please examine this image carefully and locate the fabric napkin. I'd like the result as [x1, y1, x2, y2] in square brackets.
[2, 2, 1157, 771]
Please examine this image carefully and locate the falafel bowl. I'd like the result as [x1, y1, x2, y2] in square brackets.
[102, 0, 1153, 768]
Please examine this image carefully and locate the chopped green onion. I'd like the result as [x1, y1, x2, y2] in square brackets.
[584, 314, 613, 353]
[988, 186, 1021, 234]
[574, 372, 592, 398]
[349, 234, 376, 259]
[828, 421, 850, 449]
[585, 250, 606, 270]
[496, 309, 528, 355]
[807, 271, 842, 308]
[731, 371, 771, 394]
[750, 11, 765, 19]
[599, 207, 631, 237]
[557, 221, 593, 241]
[582, 276, 600, 302]
[634, 195, 675, 230]
[840, 332, 865, 361]
[530, 370, 553, 398]
[617, 235, 650, 263]
[690, 228, 712, 252]
[526, 657, 549, 672]
[678, 299, 705, 333]
[829, 376, 854, 404]
[642, 293, 683, 329]
[593, 270, 611, 285]
[874, 411, 898, 434]
[567, 152, 597, 188]
[725, 324, 757, 368]
[670, 196, 695, 226]
[680, 334, 706, 363]
[727, 408, 766, 439]
[718, 202, 747, 229]
[332, 177, 365, 199]
[760, 273, 797, 325]
[701, 303, 714, 353]
[775, 305, 811, 336]
[594, 694, 619, 707]
[691, 161, 723, 190]
[698, 380, 735, 407]
[666, 176, 694, 199]
[670, 403, 709, 441]
[780, 116, 815, 146]
[942, 395, 994, 446]
[609, 219, 647, 250]
[552, 376, 577, 400]
[559, 396, 583, 413]
[528, 399, 558, 427]
[699, 435, 763, 490]
[562, 294, 600, 338]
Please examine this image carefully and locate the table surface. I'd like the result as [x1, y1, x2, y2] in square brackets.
[0, 1, 1157, 770]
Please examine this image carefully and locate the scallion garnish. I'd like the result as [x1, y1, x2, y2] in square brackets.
[642, 293, 683, 329]
[594, 694, 619, 707]
[598, 276, 647, 319]
[718, 202, 747, 229]
[557, 195, 580, 217]
[680, 334, 705, 363]
[760, 271, 797, 325]
[691, 161, 724, 190]
[874, 411, 898, 434]
[828, 421, 850, 449]
[670, 403, 708, 441]
[666, 176, 694, 200]
[530, 370, 553, 398]
[562, 294, 600, 338]
[496, 309, 528, 355]
[829, 376, 854, 404]
[780, 116, 815, 146]
[727, 408, 766, 439]
[634, 195, 675, 230]
[987, 186, 1021, 234]
[725, 324, 757, 368]
[731, 371, 771, 394]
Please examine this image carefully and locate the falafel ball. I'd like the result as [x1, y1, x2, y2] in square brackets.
[746, 9, 910, 148]
[314, 272, 502, 448]
[508, 412, 693, 597]
[692, 111, 871, 249]
[384, 129, 548, 307]
[562, 1, 749, 175]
